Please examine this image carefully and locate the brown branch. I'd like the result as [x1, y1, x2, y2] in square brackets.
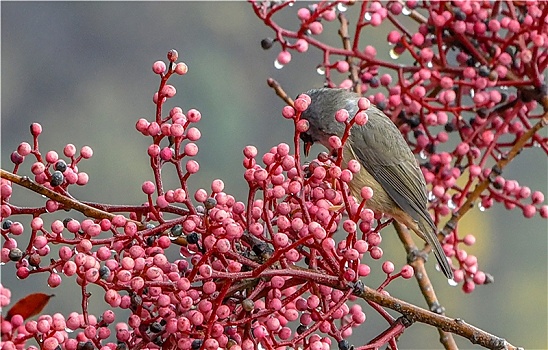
[396, 0, 428, 24]
[357, 284, 519, 350]
[337, 12, 361, 94]
[267, 78, 294, 106]
[395, 222, 458, 350]
[255, 262, 522, 349]
[442, 111, 548, 236]
[1, 169, 144, 230]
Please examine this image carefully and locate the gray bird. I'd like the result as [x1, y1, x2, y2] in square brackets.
[299, 88, 453, 279]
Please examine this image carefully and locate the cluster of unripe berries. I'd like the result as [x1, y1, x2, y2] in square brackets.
[254, 0, 547, 293]
[1, 50, 419, 350]
[4, 123, 92, 200]
[1, 1, 546, 348]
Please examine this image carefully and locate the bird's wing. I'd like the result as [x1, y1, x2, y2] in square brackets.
[349, 106, 436, 230]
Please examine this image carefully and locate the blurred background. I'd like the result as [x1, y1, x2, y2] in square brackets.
[1, 2, 546, 349]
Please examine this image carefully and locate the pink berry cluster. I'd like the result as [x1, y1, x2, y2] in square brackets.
[251, 0, 547, 291]
[1, 126, 94, 277]
[1, 50, 419, 350]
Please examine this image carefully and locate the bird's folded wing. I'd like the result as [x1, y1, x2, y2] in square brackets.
[349, 110, 435, 229]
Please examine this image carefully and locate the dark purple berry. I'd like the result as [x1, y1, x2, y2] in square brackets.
[50, 171, 64, 187]
[261, 38, 274, 50]
[55, 160, 67, 172]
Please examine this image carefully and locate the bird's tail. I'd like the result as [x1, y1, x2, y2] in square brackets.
[418, 219, 453, 279]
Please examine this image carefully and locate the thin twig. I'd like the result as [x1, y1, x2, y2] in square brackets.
[267, 78, 294, 106]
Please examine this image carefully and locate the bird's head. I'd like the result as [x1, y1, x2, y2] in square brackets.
[299, 88, 359, 156]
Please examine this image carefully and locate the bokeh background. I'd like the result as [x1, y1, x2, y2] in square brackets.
[1, 2, 546, 349]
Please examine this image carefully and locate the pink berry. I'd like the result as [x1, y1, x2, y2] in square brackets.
[175, 62, 188, 75]
[152, 60, 166, 74]
[380, 74, 392, 86]
[411, 33, 424, 46]
[295, 39, 309, 53]
[296, 119, 310, 133]
[242, 146, 257, 159]
[277, 51, 292, 65]
[508, 19, 520, 32]
[186, 160, 200, 173]
[84, 325, 97, 339]
[282, 105, 296, 119]
[31, 217, 44, 230]
[322, 9, 336, 21]
[346, 159, 361, 174]
[309, 21, 323, 35]
[532, 191, 544, 204]
[194, 188, 208, 203]
[336, 61, 349, 73]
[85, 268, 99, 282]
[382, 261, 395, 274]
[360, 186, 374, 201]
[540, 205, 548, 218]
[17, 142, 32, 156]
[253, 325, 268, 338]
[31, 162, 45, 175]
[75, 172, 88, 186]
[463, 234, 476, 245]
[187, 109, 202, 123]
[463, 280, 475, 293]
[210, 179, 224, 193]
[105, 289, 121, 307]
[80, 146, 93, 159]
[363, 45, 377, 58]
[30, 123, 43, 136]
[277, 143, 290, 157]
[64, 144, 77, 157]
[473, 271, 486, 285]
[387, 30, 401, 44]
[162, 84, 177, 98]
[37, 318, 51, 333]
[335, 109, 349, 123]
[48, 273, 62, 288]
[400, 265, 414, 279]
[354, 111, 368, 126]
[62, 261, 77, 276]
[420, 48, 434, 62]
[488, 19, 501, 32]
[42, 337, 59, 350]
[370, 12, 384, 27]
[33, 235, 47, 249]
[184, 142, 199, 156]
[297, 7, 311, 21]
[370, 246, 383, 259]
[159, 147, 173, 161]
[185, 127, 201, 141]
[522, 205, 536, 218]
[328, 136, 342, 149]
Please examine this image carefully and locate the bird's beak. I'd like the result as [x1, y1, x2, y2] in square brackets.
[304, 140, 312, 157]
[300, 132, 314, 157]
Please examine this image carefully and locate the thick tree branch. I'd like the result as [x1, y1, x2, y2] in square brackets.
[356, 284, 519, 350]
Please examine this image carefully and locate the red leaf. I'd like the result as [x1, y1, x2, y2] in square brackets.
[5, 293, 54, 321]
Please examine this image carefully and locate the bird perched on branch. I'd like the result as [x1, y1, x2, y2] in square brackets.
[299, 88, 453, 279]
